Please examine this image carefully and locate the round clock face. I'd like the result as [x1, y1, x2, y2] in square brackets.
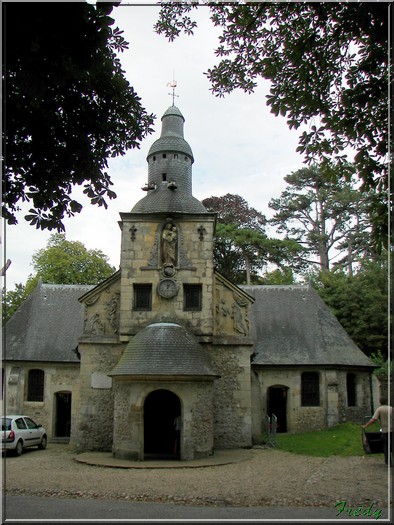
[157, 278, 178, 298]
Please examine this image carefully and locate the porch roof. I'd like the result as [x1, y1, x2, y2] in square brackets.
[109, 322, 217, 378]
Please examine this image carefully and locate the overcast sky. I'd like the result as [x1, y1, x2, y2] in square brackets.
[3, 2, 306, 291]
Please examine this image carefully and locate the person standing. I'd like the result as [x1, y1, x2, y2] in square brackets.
[363, 396, 392, 466]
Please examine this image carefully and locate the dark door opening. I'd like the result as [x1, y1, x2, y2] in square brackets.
[144, 389, 181, 459]
[55, 391, 72, 438]
[267, 386, 288, 433]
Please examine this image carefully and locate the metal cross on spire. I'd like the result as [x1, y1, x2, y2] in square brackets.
[167, 77, 179, 106]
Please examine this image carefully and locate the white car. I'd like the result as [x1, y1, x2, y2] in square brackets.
[1, 415, 47, 456]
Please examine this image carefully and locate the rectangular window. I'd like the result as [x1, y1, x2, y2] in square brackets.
[347, 373, 357, 406]
[301, 372, 320, 407]
[133, 284, 152, 311]
[183, 284, 202, 311]
[27, 369, 44, 402]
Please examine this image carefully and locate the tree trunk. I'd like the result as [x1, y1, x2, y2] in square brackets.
[347, 236, 353, 277]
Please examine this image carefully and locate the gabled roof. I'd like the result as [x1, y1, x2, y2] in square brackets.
[241, 285, 375, 368]
[78, 270, 120, 304]
[215, 271, 255, 305]
[3, 281, 93, 363]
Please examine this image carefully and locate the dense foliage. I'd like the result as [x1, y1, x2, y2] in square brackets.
[202, 191, 388, 360]
[2, 234, 116, 323]
[312, 258, 389, 359]
[269, 164, 376, 274]
[156, 2, 389, 248]
[31, 234, 116, 285]
[203, 194, 302, 284]
[3, 1, 154, 231]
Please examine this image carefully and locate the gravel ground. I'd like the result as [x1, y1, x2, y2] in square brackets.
[2, 443, 391, 509]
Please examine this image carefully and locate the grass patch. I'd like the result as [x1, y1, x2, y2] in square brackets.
[273, 422, 382, 457]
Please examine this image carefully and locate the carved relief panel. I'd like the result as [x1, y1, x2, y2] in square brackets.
[83, 282, 120, 336]
[214, 281, 251, 337]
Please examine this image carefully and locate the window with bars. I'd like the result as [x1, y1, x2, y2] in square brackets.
[27, 369, 44, 402]
[347, 373, 357, 406]
[133, 284, 152, 311]
[301, 371, 320, 407]
[183, 284, 202, 311]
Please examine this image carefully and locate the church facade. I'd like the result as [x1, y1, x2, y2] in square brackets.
[3, 105, 378, 460]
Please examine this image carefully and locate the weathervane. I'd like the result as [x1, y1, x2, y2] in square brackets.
[167, 76, 179, 106]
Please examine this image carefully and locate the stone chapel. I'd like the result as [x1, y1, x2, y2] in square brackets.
[3, 105, 378, 460]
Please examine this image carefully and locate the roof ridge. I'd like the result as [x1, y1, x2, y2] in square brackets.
[40, 283, 95, 288]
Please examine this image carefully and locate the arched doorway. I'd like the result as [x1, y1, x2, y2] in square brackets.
[267, 386, 288, 433]
[144, 389, 181, 459]
[54, 391, 72, 439]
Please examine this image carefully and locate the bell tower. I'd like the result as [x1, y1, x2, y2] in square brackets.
[118, 104, 217, 342]
[77, 98, 253, 460]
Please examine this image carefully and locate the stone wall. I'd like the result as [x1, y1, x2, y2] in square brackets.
[118, 214, 216, 338]
[376, 375, 389, 401]
[336, 370, 374, 425]
[3, 361, 80, 440]
[251, 367, 374, 441]
[209, 344, 252, 449]
[111, 380, 214, 461]
[72, 341, 124, 451]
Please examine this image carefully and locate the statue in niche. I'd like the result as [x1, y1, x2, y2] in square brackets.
[161, 223, 178, 266]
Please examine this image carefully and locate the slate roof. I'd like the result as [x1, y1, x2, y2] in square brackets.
[110, 322, 216, 378]
[4, 280, 375, 371]
[131, 190, 208, 214]
[148, 136, 194, 159]
[241, 285, 375, 368]
[3, 281, 93, 363]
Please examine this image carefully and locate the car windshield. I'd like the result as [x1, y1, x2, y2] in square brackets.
[1, 418, 12, 431]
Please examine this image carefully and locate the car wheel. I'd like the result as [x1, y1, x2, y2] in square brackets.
[38, 435, 47, 450]
[15, 440, 23, 456]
